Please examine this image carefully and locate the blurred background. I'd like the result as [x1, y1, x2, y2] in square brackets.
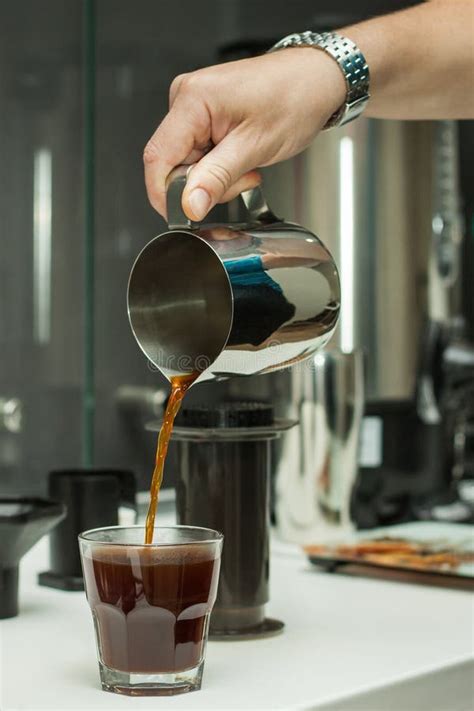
[1, 0, 473, 531]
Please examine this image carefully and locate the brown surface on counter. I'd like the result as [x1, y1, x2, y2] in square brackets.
[304, 537, 474, 573]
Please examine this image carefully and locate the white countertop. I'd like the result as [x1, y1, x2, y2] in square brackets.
[1, 526, 473, 711]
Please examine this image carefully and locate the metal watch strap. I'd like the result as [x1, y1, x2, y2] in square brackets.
[268, 31, 370, 129]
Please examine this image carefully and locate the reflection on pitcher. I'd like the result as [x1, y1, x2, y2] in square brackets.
[211, 226, 340, 355]
[275, 349, 364, 543]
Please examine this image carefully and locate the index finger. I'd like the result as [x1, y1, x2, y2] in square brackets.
[143, 99, 210, 218]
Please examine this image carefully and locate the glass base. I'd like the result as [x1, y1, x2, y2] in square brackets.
[99, 660, 204, 696]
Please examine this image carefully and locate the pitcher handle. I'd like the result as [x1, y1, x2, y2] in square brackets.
[166, 165, 191, 230]
[166, 165, 280, 229]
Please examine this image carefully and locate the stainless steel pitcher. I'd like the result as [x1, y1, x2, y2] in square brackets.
[127, 166, 340, 383]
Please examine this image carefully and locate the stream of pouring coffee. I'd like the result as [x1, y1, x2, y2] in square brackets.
[144, 373, 198, 544]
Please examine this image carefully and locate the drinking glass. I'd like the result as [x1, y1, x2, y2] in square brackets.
[79, 525, 223, 696]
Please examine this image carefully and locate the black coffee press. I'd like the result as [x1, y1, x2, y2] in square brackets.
[171, 402, 295, 640]
[38, 469, 136, 591]
[0, 497, 66, 618]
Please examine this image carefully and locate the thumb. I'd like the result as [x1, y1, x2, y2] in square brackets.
[182, 134, 255, 221]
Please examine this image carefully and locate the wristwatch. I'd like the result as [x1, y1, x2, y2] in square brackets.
[268, 31, 370, 130]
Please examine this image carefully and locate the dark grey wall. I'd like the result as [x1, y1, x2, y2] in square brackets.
[0, 1, 84, 493]
[1, 0, 468, 498]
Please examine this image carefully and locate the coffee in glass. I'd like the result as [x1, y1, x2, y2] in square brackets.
[79, 525, 222, 696]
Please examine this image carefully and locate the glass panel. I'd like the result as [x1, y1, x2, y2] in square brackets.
[0, 2, 84, 493]
[2, 0, 316, 497]
[93, 0, 222, 490]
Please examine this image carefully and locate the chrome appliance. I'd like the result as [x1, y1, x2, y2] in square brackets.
[275, 350, 364, 542]
[260, 119, 466, 533]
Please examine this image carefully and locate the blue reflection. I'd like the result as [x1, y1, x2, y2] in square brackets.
[223, 255, 283, 294]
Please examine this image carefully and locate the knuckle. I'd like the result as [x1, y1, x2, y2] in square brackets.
[207, 162, 232, 192]
[169, 73, 187, 97]
[180, 71, 204, 94]
[143, 138, 160, 165]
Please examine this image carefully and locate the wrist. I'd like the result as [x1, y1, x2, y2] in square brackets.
[269, 31, 370, 129]
[275, 47, 347, 128]
[307, 48, 348, 125]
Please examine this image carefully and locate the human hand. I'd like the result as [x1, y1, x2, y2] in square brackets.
[144, 48, 345, 222]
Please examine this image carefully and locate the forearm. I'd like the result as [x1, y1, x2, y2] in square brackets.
[342, 0, 474, 119]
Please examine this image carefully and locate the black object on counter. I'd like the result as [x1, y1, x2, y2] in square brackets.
[0, 497, 66, 618]
[351, 400, 447, 529]
[38, 469, 136, 591]
[173, 401, 295, 640]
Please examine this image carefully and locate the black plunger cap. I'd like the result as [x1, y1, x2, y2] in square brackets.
[176, 401, 274, 429]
